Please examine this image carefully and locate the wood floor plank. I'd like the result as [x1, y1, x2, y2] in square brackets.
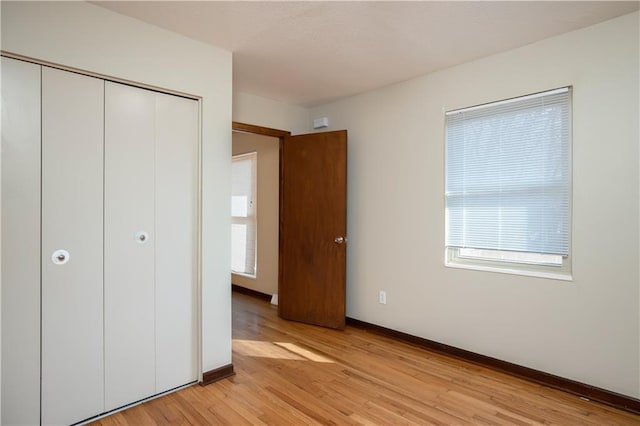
[90, 291, 640, 425]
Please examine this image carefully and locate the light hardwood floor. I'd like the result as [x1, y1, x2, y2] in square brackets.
[93, 291, 639, 425]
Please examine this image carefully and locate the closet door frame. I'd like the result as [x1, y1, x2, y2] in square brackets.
[1, 51, 204, 420]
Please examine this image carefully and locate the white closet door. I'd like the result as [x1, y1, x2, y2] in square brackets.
[41, 67, 105, 425]
[104, 82, 156, 410]
[1, 57, 41, 426]
[155, 93, 199, 392]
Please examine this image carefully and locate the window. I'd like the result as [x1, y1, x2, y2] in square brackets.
[231, 152, 257, 277]
[445, 87, 571, 279]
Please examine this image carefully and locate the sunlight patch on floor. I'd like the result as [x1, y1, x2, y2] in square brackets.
[233, 339, 334, 363]
[274, 342, 333, 363]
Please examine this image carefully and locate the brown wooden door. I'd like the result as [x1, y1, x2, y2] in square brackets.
[279, 130, 347, 329]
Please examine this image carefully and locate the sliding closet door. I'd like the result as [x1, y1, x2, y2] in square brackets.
[41, 67, 105, 425]
[155, 93, 199, 392]
[104, 82, 156, 410]
[105, 83, 198, 403]
[1, 57, 41, 426]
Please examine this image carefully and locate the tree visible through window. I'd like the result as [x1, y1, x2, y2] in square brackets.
[231, 152, 257, 276]
[445, 87, 571, 278]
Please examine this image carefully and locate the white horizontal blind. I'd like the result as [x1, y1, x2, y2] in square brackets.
[231, 152, 257, 275]
[445, 88, 570, 256]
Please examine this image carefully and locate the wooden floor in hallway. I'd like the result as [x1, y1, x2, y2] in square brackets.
[93, 290, 639, 425]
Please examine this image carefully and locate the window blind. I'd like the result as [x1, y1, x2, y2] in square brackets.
[445, 88, 570, 256]
[231, 152, 257, 275]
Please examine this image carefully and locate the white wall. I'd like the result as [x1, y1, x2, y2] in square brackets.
[234, 91, 310, 135]
[0, 4, 4, 419]
[232, 132, 280, 296]
[310, 12, 640, 397]
[1, 0, 232, 384]
[0, 7, 2, 419]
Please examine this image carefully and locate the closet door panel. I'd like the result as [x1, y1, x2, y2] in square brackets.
[104, 82, 156, 410]
[155, 94, 199, 392]
[41, 67, 105, 425]
[1, 57, 41, 426]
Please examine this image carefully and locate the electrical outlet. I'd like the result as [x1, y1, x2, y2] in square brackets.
[379, 290, 387, 305]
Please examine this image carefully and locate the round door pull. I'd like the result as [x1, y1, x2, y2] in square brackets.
[136, 231, 149, 244]
[334, 236, 346, 244]
[52, 249, 70, 265]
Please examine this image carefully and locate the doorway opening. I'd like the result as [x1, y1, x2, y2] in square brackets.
[230, 122, 348, 329]
[231, 122, 290, 304]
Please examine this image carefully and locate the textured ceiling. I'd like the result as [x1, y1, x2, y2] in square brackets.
[94, 1, 639, 107]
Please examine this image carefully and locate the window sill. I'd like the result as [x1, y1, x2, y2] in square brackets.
[445, 260, 573, 282]
[231, 272, 257, 280]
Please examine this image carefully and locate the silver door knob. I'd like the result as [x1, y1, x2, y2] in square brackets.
[334, 236, 346, 244]
[52, 249, 70, 265]
[136, 231, 149, 244]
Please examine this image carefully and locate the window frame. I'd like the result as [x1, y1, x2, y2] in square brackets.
[444, 87, 573, 280]
[231, 151, 258, 278]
